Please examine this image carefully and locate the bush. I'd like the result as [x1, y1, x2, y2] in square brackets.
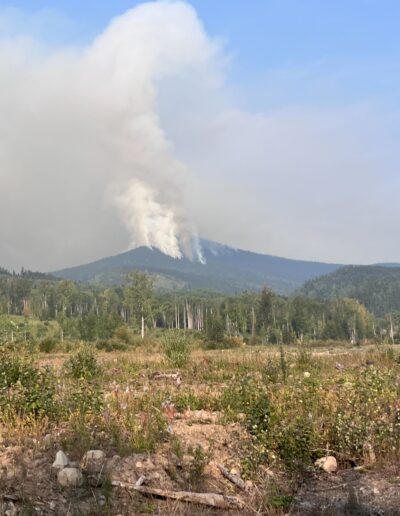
[96, 339, 128, 352]
[39, 337, 57, 353]
[205, 316, 225, 343]
[65, 379, 104, 416]
[163, 331, 191, 368]
[221, 373, 271, 437]
[0, 349, 57, 419]
[64, 347, 101, 380]
[113, 325, 135, 345]
[205, 335, 243, 350]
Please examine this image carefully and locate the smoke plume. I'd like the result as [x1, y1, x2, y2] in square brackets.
[0, 1, 215, 270]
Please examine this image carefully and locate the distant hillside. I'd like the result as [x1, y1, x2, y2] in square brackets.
[299, 265, 400, 316]
[53, 240, 341, 295]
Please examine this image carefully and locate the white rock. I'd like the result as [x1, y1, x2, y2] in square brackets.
[52, 451, 69, 469]
[57, 467, 83, 487]
[303, 371, 311, 378]
[80, 450, 106, 474]
[315, 455, 337, 473]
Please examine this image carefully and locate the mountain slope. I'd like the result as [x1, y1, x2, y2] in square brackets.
[299, 265, 400, 316]
[53, 240, 341, 294]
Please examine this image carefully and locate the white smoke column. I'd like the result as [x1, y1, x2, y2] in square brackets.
[0, 1, 219, 270]
[116, 179, 182, 258]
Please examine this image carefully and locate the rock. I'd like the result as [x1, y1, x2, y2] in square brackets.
[52, 451, 69, 470]
[80, 450, 106, 474]
[303, 371, 311, 378]
[57, 467, 83, 488]
[315, 455, 337, 473]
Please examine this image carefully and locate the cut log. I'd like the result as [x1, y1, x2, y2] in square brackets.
[111, 481, 244, 510]
[217, 463, 249, 492]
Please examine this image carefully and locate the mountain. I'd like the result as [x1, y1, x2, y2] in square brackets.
[299, 264, 400, 316]
[53, 240, 341, 295]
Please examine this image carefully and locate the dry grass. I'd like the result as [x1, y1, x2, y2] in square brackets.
[0, 342, 399, 514]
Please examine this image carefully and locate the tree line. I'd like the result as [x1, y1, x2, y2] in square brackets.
[0, 269, 398, 345]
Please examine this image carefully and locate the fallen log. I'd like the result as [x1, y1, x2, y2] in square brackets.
[152, 372, 180, 380]
[111, 480, 244, 510]
[217, 463, 249, 492]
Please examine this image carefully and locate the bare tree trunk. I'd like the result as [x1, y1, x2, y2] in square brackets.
[186, 301, 193, 330]
[390, 314, 394, 344]
[251, 306, 256, 344]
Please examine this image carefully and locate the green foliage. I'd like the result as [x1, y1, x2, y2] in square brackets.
[95, 339, 128, 352]
[221, 373, 271, 436]
[64, 347, 102, 380]
[300, 264, 400, 317]
[39, 336, 57, 353]
[124, 271, 154, 331]
[163, 330, 191, 368]
[205, 314, 225, 343]
[65, 379, 104, 416]
[0, 349, 57, 419]
[188, 445, 209, 485]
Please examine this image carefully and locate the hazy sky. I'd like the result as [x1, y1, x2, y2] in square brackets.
[0, 1, 400, 270]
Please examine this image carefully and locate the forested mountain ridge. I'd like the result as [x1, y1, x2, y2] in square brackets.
[53, 240, 341, 295]
[299, 264, 400, 316]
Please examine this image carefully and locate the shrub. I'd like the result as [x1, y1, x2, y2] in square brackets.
[162, 331, 191, 368]
[63, 347, 102, 380]
[204, 335, 243, 350]
[221, 373, 271, 437]
[65, 379, 104, 416]
[96, 339, 128, 352]
[39, 337, 57, 353]
[0, 349, 57, 420]
[113, 325, 135, 345]
[205, 316, 225, 343]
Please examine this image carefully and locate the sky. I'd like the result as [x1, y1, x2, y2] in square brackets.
[0, 0, 400, 269]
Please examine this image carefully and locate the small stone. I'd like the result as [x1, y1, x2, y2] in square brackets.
[315, 455, 337, 473]
[80, 450, 106, 474]
[57, 467, 83, 488]
[52, 451, 69, 470]
[303, 371, 311, 378]
[49, 501, 56, 510]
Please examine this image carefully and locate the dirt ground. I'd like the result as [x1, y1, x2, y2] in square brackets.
[2, 345, 400, 515]
[292, 465, 400, 515]
[2, 409, 400, 515]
